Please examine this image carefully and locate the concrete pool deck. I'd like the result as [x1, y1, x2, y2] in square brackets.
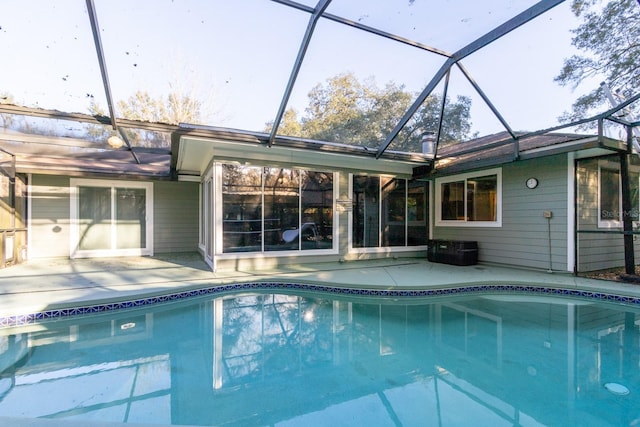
[1, 253, 639, 319]
[1, 255, 640, 427]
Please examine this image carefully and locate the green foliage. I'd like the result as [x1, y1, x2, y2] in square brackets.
[267, 72, 472, 152]
[275, 108, 303, 138]
[555, 0, 640, 122]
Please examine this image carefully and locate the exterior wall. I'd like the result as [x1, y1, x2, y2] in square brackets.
[153, 180, 199, 253]
[576, 156, 640, 272]
[202, 155, 427, 272]
[434, 154, 570, 271]
[29, 174, 199, 259]
[30, 174, 71, 258]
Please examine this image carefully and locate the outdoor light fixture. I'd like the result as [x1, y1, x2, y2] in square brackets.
[107, 135, 124, 149]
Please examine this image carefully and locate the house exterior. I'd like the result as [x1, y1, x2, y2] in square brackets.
[2, 124, 636, 274]
[172, 127, 637, 273]
[173, 131, 430, 271]
[428, 131, 639, 273]
[28, 175, 199, 259]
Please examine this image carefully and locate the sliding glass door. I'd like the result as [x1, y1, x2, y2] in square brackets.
[352, 175, 428, 249]
[71, 179, 153, 258]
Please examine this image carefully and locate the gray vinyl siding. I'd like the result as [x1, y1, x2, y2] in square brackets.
[434, 155, 569, 271]
[30, 174, 71, 258]
[29, 176, 199, 258]
[576, 156, 640, 272]
[153, 181, 199, 253]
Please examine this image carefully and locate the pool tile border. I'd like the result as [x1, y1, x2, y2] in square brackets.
[2, 282, 640, 328]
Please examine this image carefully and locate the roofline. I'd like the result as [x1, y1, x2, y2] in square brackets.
[427, 135, 626, 177]
[170, 123, 434, 180]
[0, 103, 181, 134]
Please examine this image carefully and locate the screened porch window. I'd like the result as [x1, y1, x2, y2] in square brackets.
[221, 164, 334, 253]
[70, 179, 153, 258]
[598, 160, 639, 228]
[436, 168, 501, 227]
[352, 175, 428, 248]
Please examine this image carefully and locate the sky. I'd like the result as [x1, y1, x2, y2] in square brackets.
[0, 0, 595, 144]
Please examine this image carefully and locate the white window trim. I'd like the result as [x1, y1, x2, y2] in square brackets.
[598, 160, 622, 229]
[200, 166, 215, 270]
[70, 178, 154, 258]
[597, 159, 640, 229]
[435, 167, 502, 228]
[348, 173, 430, 253]
[213, 163, 339, 258]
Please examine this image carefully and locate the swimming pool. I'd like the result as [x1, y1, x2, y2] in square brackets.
[1, 287, 639, 426]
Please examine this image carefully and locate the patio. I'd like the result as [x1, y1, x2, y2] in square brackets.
[1, 254, 638, 321]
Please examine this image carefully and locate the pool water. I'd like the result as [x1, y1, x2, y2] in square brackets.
[1, 291, 639, 426]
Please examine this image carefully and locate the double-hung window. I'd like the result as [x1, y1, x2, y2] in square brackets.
[435, 168, 501, 227]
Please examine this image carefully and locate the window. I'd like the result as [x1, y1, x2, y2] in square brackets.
[598, 159, 639, 228]
[352, 175, 428, 248]
[435, 168, 501, 227]
[199, 170, 214, 267]
[70, 179, 153, 258]
[220, 164, 334, 253]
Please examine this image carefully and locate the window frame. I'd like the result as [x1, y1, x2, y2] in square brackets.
[349, 173, 429, 252]
[214, 162, 338, 257]
[597, 159, 639, 229]
[435, 168, 502, 228]
[69, 178, 154, 258]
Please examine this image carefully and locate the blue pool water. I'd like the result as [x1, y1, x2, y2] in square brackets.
[1, 290, 639, 426]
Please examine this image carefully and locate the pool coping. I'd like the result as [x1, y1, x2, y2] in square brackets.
[3, 279, 640, 329]
[2, 256, 640, 329]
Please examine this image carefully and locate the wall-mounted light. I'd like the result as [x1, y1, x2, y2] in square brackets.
[107, 135, 124, 148]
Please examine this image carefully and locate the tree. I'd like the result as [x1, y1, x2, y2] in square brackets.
[267, 72, 472, 153]
[555, 0, 640, 122]
[88, 90, 205, 148]
[273, 108, 303, 138]
[116, 90, 203, 125]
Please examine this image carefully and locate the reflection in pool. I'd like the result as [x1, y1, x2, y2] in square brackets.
[1, 292, 639, 426]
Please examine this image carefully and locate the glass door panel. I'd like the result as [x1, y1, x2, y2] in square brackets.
[115, 188, 146, 249]
[352, 175, 380, 248]
[264, 168, 299, 252]
[222, 165, 263, 253]
[381, 178, 406, 247]
[407, 181, 428, 246]
[78, 186, 111, 251]
[301, 171, 333, 250]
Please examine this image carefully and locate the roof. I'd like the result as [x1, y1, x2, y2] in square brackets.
[0, 1, 638, 179]
[430, 131, 610, 175]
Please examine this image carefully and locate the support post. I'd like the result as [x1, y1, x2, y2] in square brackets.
[620, 138, 635, 275]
